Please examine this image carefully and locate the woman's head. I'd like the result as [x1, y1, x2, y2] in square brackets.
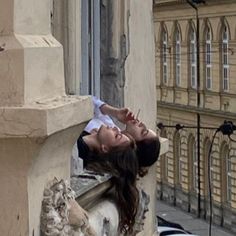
[136, 137, 160, 167]
[125, 119, 160, 167]
[86, 147, 139, 234]
[97, 125, 134, 153]
[125, 119, 157, 141]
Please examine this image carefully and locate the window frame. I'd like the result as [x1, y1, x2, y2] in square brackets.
[81, 0, 101, 97]
[190, 26, 197, 89]
[222, 25, 229, 92]
[205, 27, 212, 90]
[174, 132, 183, 186]
[192, 140, 198, 192]
[175, 28, 181, 87]
[226, 152, 232, 202]
[162, 28, 168, 85]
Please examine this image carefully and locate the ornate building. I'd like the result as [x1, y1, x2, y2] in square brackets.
[0, 0, 168, 235]
[154, 0, 236, 233]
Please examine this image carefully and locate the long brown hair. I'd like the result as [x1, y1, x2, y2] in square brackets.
[86, 147, 139, 234]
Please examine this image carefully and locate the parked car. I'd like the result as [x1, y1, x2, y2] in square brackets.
[157, 216, 185, 230]
[157, 216, 199, 236]
[158, 226, 199, 236]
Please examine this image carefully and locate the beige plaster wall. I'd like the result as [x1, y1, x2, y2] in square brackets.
[0, 138, 30, 235]
[124, 0, 157, 235]
[0, 0, 14, 35]
[0, 101, 92, 236]
[28, 125, 86, 235]
[0, 36, 25, 106]
[125, 0, 156, 129]
[0, 125, 85, 236]
[14, 0, 51, 35]
[0, 1, 93, 235]
[0, 0, 50, 35]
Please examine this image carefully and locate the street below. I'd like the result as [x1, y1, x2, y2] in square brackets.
[156, 199, 234, 236]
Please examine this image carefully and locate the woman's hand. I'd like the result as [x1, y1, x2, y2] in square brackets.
[116, 108, 135, 123]
[100, 103, 135, 123]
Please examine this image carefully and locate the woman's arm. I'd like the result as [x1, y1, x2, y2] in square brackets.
[92, 96, 135, 123]
[100, 103, 135, 124]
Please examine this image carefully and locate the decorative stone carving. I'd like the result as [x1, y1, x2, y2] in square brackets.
[132, 189, 150, 234]
[41, 178, 96, 236]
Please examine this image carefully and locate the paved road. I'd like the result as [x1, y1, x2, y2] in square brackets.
[156, 200, 234, 236]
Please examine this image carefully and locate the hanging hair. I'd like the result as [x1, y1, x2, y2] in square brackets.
[136, 137, 161, 167]
[86, 147, 139, 234]
[77, 130, 136, 166]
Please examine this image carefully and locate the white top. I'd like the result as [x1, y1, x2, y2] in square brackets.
[84, 96, 119, 133]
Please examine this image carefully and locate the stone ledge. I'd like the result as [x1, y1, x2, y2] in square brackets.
[16, 34, 61, 48]
[71, 172, 112, 209]
[0, 95, 93, 138]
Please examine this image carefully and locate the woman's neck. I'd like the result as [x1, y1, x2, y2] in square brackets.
[82, 133, 100, 152]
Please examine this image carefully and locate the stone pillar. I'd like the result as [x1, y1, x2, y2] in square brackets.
[0, 0, 92, 235]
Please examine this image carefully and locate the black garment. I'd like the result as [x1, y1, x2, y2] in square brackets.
[77, 131, 90, 165]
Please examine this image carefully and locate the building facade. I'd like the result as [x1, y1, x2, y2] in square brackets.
[154, 0, 236, 233]
[0, 0, 167, 235]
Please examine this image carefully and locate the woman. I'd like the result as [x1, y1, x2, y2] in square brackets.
[72, 97, 159, 233]
[94, 97, 161, 168]
[125, 119, 161, 167]
[71, 97, 139, 234]
[71, 96, 135, 170]
[86, 147, 139, 234]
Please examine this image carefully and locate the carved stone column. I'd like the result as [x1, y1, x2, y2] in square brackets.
[0, 0, 92, 235]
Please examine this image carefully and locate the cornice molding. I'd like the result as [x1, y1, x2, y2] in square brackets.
[157, 101, 236, 119]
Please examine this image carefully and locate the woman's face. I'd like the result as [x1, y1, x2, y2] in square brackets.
[97, 125, 131, 152]
[125, 119, 156, 141]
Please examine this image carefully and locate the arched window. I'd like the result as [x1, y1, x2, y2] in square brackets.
[205, 26, 212, 90]
[189, 135, 198, 191]
[175, 27, 181, 86]
[189, 25, 197, 89]
[162, 27, 168, 84]
[221, 143, 231, 202]
[226, 150, 232, 202]
[192, 139, 198, 191]
[222, 25, 229, 91]
[204, 138, 212, 196]
[160, 129, 168, 181]
[174, 132, 182, 185]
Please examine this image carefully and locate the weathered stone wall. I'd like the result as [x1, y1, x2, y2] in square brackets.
[0, 0, 92, 235]
[124, 0, 158, 235]
[94, 0, 161, 235]
[100, 0, 128, 107]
